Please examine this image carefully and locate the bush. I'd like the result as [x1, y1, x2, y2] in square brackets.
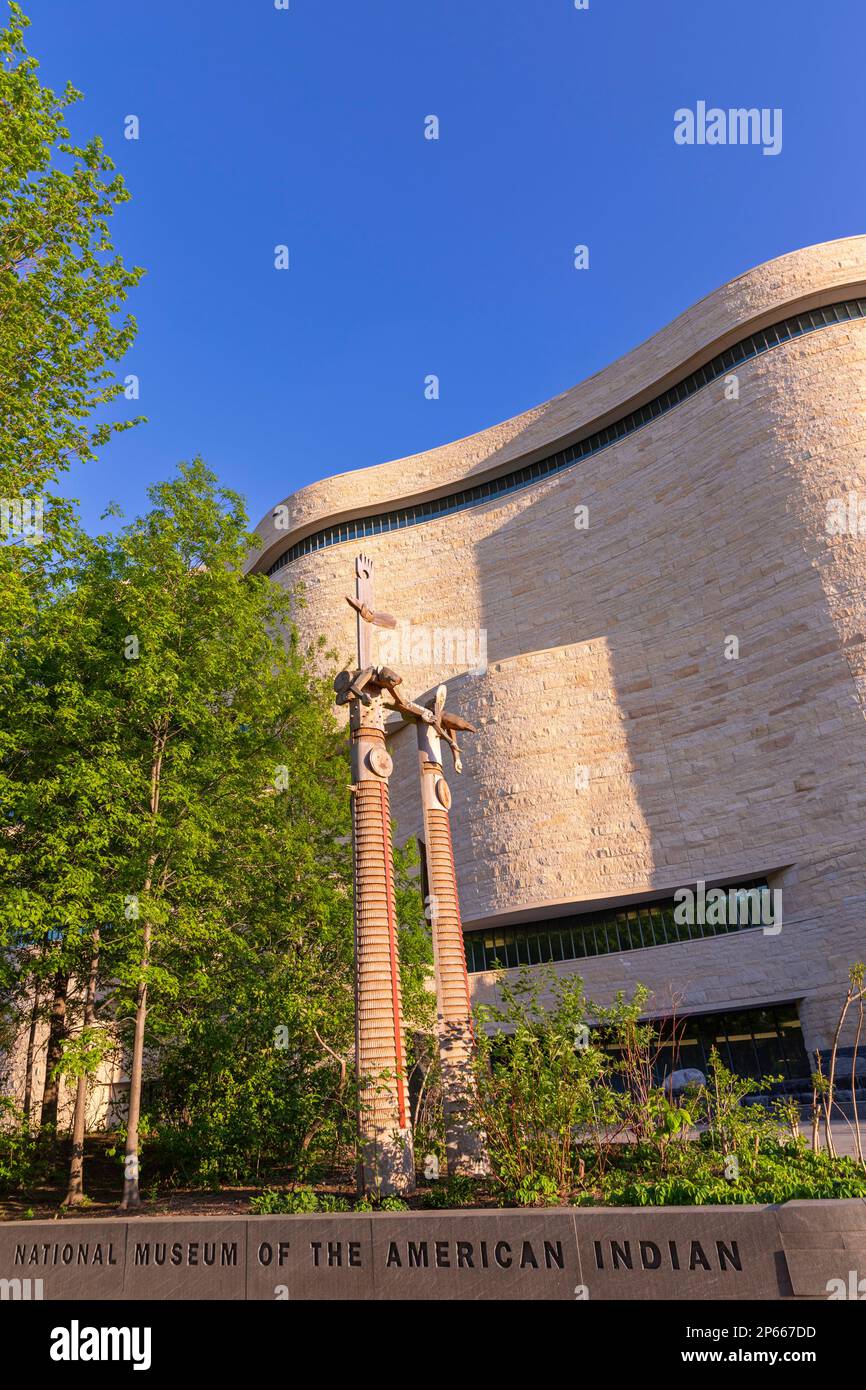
[595, 1139, 866, 1206]
[249, 1187, 353, 1214]
[0, 1099, 42, 1193]
[470, 969, 619, 1205]
[421, 1174, 478, 1209]
[317, 1194, 351, 1212]
[355, 1193, 409, 1212]
[467, 969, 866, 1208]
[249, 1186, 320, 1214]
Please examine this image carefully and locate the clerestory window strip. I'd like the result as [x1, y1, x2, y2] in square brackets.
[463, 878, 771, 974]
[264, 298, 866, 576]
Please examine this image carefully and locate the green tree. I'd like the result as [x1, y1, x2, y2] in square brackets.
[0, 2, 142, 505]
[70, 460, 353, 1206]
[0, 517, 133, 1174]
[1, 3, 142, 1132]
[1, 459, 432, 1203]
[143, 835, 433, 1190]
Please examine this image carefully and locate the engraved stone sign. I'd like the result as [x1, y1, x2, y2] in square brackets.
[1, 1203, 863, 1300]
[573, 1205, 790, 1301]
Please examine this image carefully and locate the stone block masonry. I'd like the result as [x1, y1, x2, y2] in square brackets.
[2, 1203, 865, 1299]
[248, 238, 866, 1061]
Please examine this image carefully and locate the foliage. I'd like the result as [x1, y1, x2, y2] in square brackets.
[143, 841, 427, 1189]
[0, 0, 141, 1089]
[471, 969, 617, 1204]
[249, 1186, 321, 1215]
[392, 836, 436, 1067]
[318, 1193, 352, 1212]
[1, 460, 351, 1193]
[355, 1193, 409, 1212]
[1, 456, 432, 1197]
[420, 1174, 477, 1209]
[247, 1187, 410, 1214]
[468, 967, 866, 1207]
[0, 1098, 43, 1190]
[593, 1138, 866, 1207]
[54, 1027, 115, 1084]
[0, 2, 142, 505]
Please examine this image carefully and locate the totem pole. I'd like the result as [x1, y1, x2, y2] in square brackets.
[335, 555, 415, 1195]
[335, 556, 487, 1190]
[415, 690, 489, 1175]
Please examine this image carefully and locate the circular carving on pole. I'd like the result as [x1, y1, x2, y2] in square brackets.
[367, 747, 393, 779]
[435, 777, 452, 809]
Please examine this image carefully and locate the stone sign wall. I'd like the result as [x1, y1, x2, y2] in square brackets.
[1, 1201, 865, 1300]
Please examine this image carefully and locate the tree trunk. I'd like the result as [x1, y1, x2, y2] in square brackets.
[851, 988, 865, 1170]
[121, 733, 165, 1211]
[39, 969, 69, 1136]
[63, 930, 100, 1207]
[824, 988, 852, 1161]
[22, 981, 42, 1127]
[120, 922, 151, 1209]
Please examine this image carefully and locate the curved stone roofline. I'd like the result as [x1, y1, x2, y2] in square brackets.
[247, 235, 866, 575]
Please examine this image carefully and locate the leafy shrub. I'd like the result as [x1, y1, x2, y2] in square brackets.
[249, 1187, 354, 1213]
[421, 1174, 477, 1209]
[378, 1194, 410, 1212]
[470, 969, 618, 1205]
[317, 1193, 351, 1212]
[596, 1140, 866, 1206]
[512, 1173, 561, 1207]
[467, 970, 866, 1208]
[355, 1193, 409, 1212]
[249, 1186, 319, 1214]
[0, 1099, 42, 1193]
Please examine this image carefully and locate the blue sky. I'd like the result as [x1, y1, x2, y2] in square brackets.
[26, 0, 866, 534]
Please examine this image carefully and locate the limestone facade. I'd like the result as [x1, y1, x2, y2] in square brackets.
[250, 238, 866, 1060]
[1, 983, 128, 1132]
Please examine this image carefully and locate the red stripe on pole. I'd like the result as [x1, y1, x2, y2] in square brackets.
[443, 811, 474, 1038]
[380, 781, 407, 1129]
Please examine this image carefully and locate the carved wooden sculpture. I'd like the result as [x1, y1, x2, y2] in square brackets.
[339, 556, 415, 1195]
[335, 556, 487, 1187]
[414, 691, 489, 1176]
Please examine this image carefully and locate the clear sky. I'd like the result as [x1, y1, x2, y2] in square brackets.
[26, 0, 866, 534]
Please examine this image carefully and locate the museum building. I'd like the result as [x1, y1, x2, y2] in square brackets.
[247, 238, 866, 1085]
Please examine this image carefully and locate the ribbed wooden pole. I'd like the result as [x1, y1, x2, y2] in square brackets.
[417, 720, 488, 1176]
[349, 557, 415, 1194]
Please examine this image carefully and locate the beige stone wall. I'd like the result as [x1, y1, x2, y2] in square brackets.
[251, 236, 866, 571]
[1, 986, 127, 1133]
[251, 239, 866, 1057]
